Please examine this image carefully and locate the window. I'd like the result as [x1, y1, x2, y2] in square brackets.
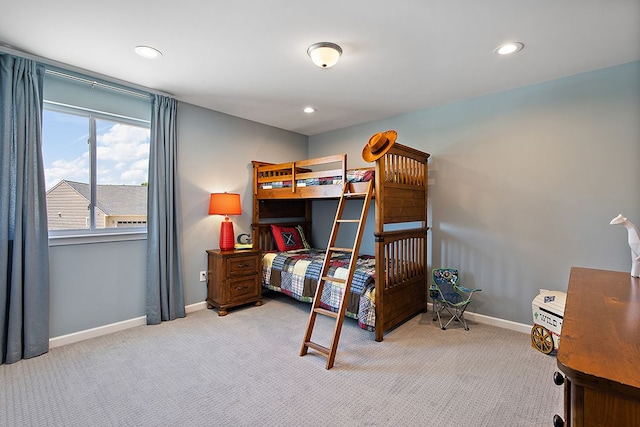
[42, 68, 151, 237]
[43, 106, 150, 231]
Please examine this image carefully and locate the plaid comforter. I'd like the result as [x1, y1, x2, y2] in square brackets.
[262, 249, 376, 331]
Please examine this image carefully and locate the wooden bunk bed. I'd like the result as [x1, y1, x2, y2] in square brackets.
[252, 142, 430, 342]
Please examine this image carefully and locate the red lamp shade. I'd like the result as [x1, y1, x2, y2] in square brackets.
[208, 192, 242, 251]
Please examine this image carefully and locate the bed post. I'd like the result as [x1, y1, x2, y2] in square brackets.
[374, 153, 385, 342]
[423, 154, 430, 313]
[251, 161, 260, 249]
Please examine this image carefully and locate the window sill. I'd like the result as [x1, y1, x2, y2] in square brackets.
[48, 229, 147, 246]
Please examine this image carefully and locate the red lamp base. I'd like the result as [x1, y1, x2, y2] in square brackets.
[219, 218, 235, 251]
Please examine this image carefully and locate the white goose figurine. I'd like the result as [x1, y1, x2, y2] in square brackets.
[610, 214, 640, 278]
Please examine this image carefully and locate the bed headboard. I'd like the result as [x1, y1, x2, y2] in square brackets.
[375, 142, 430, 226]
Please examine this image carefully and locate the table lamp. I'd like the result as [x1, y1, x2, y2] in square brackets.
[208, 192, 242, 251]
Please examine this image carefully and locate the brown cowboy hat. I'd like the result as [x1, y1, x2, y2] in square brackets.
[362, 130, 398, 162]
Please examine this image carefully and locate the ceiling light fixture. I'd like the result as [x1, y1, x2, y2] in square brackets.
[134, 45, 163, 59]
[494, 42, 524, 55]
[307, 42, 342, 68]
[303, 106, 316, 113]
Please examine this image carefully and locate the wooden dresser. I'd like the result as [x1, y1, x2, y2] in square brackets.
[206, 249, 262, 316]
[555, 267, 640, 426]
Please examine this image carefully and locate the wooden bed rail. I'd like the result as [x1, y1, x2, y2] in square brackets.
[375, 228, 428, 289]
[252, 154, 346, 195]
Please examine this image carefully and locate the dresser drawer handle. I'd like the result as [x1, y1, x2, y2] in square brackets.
[235, 286, 247, 290]
[553, 371, 564, 386]
[237, 263, 249, 268]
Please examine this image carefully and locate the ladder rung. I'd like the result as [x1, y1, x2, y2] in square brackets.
[305, 341, 330, 355]
[344, 192, 368, 197]
[329, 247, 353, 253]
[337, 219, 359, 223]
[321, 276, 346, 284]
[313, 307, 338, 318]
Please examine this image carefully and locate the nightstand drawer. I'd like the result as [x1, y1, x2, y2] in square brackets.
[228, 276, 260, 299]
[227, 255, 259, 276]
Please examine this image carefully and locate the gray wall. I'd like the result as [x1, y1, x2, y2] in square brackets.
[309, 61, 640, 325]
[49, 239, 146, 336]
[176, 103, 307, 305]
[49, 102, 306, 337]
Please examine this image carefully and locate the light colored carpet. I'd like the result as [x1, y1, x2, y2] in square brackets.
[1, 292, 563, 426]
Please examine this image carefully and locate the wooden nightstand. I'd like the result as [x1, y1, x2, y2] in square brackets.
[206, 249, 263, 316]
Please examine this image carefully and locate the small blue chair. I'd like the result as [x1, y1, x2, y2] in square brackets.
[430, 268, 481, 330]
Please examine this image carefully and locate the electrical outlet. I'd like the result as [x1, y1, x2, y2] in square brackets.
[199, 271, 207, 282]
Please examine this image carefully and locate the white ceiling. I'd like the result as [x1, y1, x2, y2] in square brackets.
[2, 0, 639, 136]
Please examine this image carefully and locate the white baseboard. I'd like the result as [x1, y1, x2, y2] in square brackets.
[464, 311, 531, 334]
[427, 303, 531, 334]
[49, 301, 209, 349]
[49, 301, 530, 349]
[185, 301, 208, 313]
[49, 316, 147, 349]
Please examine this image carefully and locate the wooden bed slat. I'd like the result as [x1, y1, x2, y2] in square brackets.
[256, 168, 345, 183]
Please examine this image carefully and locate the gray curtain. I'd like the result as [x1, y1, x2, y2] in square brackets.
[0, 54, 50, 364]
[146, 94, 185, 324]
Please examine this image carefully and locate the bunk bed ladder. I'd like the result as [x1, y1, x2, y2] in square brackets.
[300, 180, 374, 369]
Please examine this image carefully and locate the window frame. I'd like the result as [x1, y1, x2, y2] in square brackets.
[43, 100, 151, 245]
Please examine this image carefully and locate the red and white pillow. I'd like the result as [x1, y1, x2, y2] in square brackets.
[270, 224, 310, 252]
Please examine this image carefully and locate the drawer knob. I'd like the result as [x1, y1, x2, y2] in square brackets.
[553, 371, 564, 386]
[237, 263, 249, 268]
[236, 286, 247, 290]
[552, 414, 564, 427]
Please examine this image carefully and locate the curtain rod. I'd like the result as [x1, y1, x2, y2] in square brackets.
[0, 44, 172, 99]
[45, 69, 150, 100]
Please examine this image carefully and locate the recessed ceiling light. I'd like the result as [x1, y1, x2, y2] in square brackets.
[134, 45, 163, 59]
[494, 42, 524, 55]
[303, 107, 316, 113]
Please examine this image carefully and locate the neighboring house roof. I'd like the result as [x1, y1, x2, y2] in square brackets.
[48, 180, 147, 215]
